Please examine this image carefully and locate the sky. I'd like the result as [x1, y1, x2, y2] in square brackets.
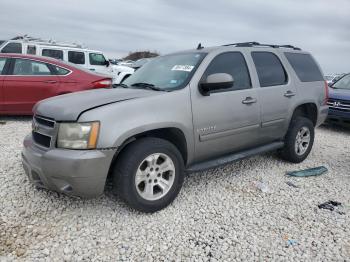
[0, 0, 349, 74]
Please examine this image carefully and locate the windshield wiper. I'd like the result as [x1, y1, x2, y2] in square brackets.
[113, 83, 129, 88]
[131, 82, 164, 91]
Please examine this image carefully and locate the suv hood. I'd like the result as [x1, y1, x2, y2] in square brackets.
[329, 87, 350, 101]
[34, 88, 157, 121]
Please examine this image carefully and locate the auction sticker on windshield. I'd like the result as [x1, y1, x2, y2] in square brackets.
[171, 65, 194, 72]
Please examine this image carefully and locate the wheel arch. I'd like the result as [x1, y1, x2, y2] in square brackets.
[290, 102, 318, 126]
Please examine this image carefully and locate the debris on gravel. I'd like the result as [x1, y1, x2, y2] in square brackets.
[0, 118, 349, 261]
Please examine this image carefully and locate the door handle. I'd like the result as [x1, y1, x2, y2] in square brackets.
[242, 97, 257, 105]
[43, 80, 57, 84]
[284, 90, 296, 97]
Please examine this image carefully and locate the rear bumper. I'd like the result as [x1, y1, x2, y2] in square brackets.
[316, 105, 329, 127]
[22, 134, 116, 198]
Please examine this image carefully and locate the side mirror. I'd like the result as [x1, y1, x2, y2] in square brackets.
[199, 73, 234, 96]
[105, 60, 110, 67]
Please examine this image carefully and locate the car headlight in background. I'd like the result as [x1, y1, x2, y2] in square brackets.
[57, 122, 100, 149]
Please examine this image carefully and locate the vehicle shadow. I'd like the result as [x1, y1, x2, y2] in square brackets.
[0, 116, 32, 123]
[319, 122, 350, 134]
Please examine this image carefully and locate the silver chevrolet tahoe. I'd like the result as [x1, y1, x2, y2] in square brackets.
[22, 42, 329, 212]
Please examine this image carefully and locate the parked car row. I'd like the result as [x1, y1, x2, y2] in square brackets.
[0, 53, 112, 115]
[21, 42, 329, 212]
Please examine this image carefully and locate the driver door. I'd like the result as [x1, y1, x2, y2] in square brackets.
[190, 52, 261, 162]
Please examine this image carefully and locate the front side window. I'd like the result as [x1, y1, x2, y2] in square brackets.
[13, 59, 52, 75]
[1, 42, 22, 53]
[68, 51, 85, 64]
[284, 52, 323, 82]
[27, 45, 36, 55]
[42, 49, 63, 60]
[123, 53, 206, 91]
[0, 58, 7, 74]
[332, 74, 350, 90]
[89, 53, 107, 66]
[252, 52, 287, 87]
[202, 52, 251, 92]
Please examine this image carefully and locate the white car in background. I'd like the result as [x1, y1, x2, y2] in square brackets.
[0, 35, 124, 84]
[111, 64, 135, 84]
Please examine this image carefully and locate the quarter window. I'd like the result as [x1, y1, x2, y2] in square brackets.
[252, 52, 287, 87]
[68, 51, 85, 64]
[89, 53, 107, 66]
[42, 49, 64, 60]
[53, 66, 70, 75]
[284, 52, 323, 82]
[0, 58, 7, 74]
[1, 42, 22, 53]
[202, 52, 251, 92]
[13, 59, 52, 75]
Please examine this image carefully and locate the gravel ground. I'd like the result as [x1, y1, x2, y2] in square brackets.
[0, 117, 349, 261]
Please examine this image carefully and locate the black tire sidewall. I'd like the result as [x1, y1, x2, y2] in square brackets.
[282, 117, 315, 163]
[114, 138, 184, 212]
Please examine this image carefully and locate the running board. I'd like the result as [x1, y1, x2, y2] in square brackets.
[186, 141, 284, 173]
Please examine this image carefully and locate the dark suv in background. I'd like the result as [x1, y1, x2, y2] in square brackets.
[327, 73, 350, 125]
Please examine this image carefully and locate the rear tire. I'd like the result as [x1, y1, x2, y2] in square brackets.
[279, 117, 314, 163]
[112, 137, 184, 213]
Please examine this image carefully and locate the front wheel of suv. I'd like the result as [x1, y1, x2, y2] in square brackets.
[279, 116, 315, 163]
[112, 137, 184, 213]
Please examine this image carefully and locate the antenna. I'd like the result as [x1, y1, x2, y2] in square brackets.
[197, 43, 203, 50]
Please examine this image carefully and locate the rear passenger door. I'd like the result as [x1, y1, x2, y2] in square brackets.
[0, 57, 8, 112]
[191, 52, 261, 161]
[251, 51, 298, 142]
[3, 58, 59, 114]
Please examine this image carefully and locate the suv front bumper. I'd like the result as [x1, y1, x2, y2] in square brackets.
[22, 134, 116, 198]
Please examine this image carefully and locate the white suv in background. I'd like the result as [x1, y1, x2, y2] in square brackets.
[0, 36, 131, 84]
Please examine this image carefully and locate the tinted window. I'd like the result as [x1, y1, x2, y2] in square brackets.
[53, 65, 70, 75]
[252, 52, 287, 87]
[284, 52, 323, 82]
[1, 42, 22, 53]
[27, 45, 36, 55]
[0, 58, 7, 74]
[42, 49, 63, 60]
[89, 53, 107, 66]
[68, 51, 85, 64]
[13, 59, 52, 75]
[203, 52, 251, 91]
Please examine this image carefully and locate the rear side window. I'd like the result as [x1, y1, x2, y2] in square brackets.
[284, 53, 323, 82]
[13, 59, 52, 75]
[0, 58, 7, 74]
[89, 53, 107, 66]
[252, 52, 287, 87]
[42, 49, 63, 60]
[68, 51, 85, 64]
[53, 65, 70, 75]
[1, 42, 22, 53]
[203, 52, 251, 91]
[27, 45, 36, 55]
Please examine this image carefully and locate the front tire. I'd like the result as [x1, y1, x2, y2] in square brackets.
[112, 138, 184, 213]
[279, 117, 315, 163]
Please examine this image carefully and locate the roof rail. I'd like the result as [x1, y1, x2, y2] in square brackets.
[222, 42, 301, 50]
[10, 35, 86, 49]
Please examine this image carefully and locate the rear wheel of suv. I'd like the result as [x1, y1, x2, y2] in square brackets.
[279, 117, 315, 163]
[112, 137, 184, 213]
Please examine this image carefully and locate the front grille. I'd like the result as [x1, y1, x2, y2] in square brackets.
[327, 99, 350, 112]
[32, 131, 51, 148]
[34, 115, 55, 128]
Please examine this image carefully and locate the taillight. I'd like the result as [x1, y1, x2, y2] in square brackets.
[324, 81, 329, 105]
[92, 79, 112, 88]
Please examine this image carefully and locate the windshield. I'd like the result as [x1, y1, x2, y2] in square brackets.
[332, 74, 350, 90]
[123, 52, 206, 91]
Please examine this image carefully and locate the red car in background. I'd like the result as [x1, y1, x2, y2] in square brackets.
[0, 53, 112, 115]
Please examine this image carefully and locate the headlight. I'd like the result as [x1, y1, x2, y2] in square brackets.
[57, 122, 100, 149]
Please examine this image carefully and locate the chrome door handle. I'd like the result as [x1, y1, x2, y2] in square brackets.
[242, 97, 257, 104]
[43, 80, 57, 84]
[284, 90, 296, 97]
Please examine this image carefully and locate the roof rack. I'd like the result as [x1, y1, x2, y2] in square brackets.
[10, 35, 86, 49]
[223, 42, 301, 50]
